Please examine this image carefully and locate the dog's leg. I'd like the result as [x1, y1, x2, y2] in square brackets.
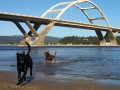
[54, 52, 56, 62]
[18, 68, 28, 84]
[51, 59, 53, 62]
[30, 63, 33, 76]
[54, 58, 56, 62]
[18, 71, 21, 81]
[30, 68, 32, 76]
[16, 71, 21, 85]
[22, 68, 28, 81]
[45, 59, 47, 62]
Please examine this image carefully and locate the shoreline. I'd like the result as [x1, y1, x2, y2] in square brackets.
[0, 44, 120, 47]
[0, 70, 120, 90]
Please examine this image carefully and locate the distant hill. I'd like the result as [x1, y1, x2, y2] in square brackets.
[0, 35, 61, 44]
[44, 36, 61, 43]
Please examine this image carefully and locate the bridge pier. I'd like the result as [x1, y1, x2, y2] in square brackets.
[15, 20, 55, 46]
[107, 30, 118, 46]
[95, 29, 118, 46]
[25, 20, 39, 37]
[13, 21, 31, 45]
[19, 36, 31, 45]
[13, 21, 29, 38]
[95, 30, 106, 46]
[28, 24, 41, 36]
[103, 30, 118, 46]
[15, 20, 44, 46]
[30, 21, 55, 46]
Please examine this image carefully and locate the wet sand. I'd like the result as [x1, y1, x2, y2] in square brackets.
[0, 71, 120, 90]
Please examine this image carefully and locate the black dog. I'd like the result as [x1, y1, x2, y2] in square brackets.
[16, 41, 33, 85]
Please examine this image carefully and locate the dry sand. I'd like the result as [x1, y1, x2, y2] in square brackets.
[0, 71, 120, 90]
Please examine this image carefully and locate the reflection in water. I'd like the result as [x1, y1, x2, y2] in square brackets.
[40, 63, 57, 75]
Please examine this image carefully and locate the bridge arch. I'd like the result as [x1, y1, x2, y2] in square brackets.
[40, 0, 117, 45]
[41, 0, 110, 26]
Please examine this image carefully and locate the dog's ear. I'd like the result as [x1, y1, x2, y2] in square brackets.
[22, 51, 25, 55]
[16, 53, 19, 55]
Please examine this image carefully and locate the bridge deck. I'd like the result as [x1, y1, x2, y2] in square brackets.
[0, 12, 120, 32]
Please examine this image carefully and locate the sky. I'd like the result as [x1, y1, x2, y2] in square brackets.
[0, 0, 120, 38]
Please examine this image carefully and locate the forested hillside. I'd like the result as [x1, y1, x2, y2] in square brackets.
[58, 36, 120, 45]
[0, 35, 61, 44]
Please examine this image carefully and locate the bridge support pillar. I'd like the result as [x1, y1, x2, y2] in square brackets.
[13, 21, 31, 45]
[19, 36, 31, 45]
[28, 24, 41, 36]
[95, 30, 106, 46]
[107, 30, 118, 46]
[31, 21, 55, 46]
[14, 21, 28, 37]
[113, 31, 119, 38]
[19, 23, 41, 46]
[25, 20, 39, 37]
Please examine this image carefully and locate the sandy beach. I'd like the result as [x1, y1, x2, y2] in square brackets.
[0, 71, 120, 90]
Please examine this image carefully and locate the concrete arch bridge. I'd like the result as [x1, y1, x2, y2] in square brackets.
[0, 0, 120, 46]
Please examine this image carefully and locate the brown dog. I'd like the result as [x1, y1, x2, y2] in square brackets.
[44, 51, 56, 62]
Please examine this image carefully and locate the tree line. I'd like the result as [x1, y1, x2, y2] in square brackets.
[1, 35, 120, 45]
[0, 35, 61, 44]
[58, 36, 120, 45]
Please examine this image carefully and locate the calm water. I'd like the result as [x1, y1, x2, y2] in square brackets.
[0, 46, 120, 85]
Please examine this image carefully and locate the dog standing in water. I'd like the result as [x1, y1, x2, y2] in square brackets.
[16, 41, 33, 85]
[44, 51, 56, 62]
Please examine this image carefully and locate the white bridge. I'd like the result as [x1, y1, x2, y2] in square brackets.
[0, 0, 120, 46]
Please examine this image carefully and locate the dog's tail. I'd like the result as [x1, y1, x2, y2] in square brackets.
[25, 41, 31, 55]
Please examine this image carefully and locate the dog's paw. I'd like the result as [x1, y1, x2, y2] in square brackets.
[24, 77, 26, 81]
[16, 82, 21, 85]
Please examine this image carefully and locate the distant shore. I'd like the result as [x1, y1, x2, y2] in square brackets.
[0, 44, 120, 47]
[0, 44, 18, 46]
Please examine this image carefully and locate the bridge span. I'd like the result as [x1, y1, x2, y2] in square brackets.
[0, 12, 120, 32]
[0, 0, 120, 46]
